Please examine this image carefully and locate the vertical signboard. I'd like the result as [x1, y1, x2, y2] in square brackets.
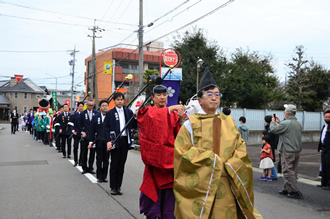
[52, 91, 58, 111]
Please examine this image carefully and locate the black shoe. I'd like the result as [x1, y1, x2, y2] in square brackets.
[82, 170, 88, 174]
[103, 179, 108, 183]
[279, 190, 288, 195]
[73, 162, 78, 167]
[116, 188, 123, 195]
[322, 186, 330, 190]
[287, 192, 302, 199]
[67, 156, 71, 159]
[89, 170, 95, 174]
[62, 155, 66, 158]
[97, 179, 103, 183]
[110, 189, 117, 195]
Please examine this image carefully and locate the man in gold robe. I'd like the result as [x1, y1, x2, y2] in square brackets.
[173, 68, 263, 219]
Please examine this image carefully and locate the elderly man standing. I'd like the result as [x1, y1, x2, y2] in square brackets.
[270, 104, 302, 199]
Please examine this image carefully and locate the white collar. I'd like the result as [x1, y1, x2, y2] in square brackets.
[197, 108, 216, 115]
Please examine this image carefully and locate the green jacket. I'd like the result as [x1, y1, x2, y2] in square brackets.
[270, 116, 302, 153]
[34, 116, 46, 132]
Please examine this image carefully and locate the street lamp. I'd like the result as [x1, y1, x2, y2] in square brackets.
[196, 57, 204, 93]
[125, 74, 133, 102]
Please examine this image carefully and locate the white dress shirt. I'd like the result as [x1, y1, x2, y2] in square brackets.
[116, 107, 127, 136]
[321, 124, 328, 144]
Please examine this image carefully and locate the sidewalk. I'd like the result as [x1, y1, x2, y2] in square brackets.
[247, 142, 321, 181]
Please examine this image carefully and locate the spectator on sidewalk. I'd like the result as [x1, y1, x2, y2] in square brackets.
[259, 135, 274, 182]
[270, 104, 302, 199]
[264, 115, 279, 179]
[10, 108, 18, 134]
[238, 116, 249, 145]
[318, 109, 330, 190]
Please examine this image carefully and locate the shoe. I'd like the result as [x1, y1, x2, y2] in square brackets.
[97, 179, 103, 183]
[110, 189, 117, 195]
[67, 156, 71, 159]
[258, 176, 266, 180]
[322, 186, 330, 190]
[89, 170, 95, 174]
[73, 162, 78, 167]
[287, 192, 302, 199]
[63, 156, 66, 158]
[279, 190, 289, 195]
[316, 184, 323, 187]
[116, 188, 123, 195]
[103, 179, 108, 183]
[82, 170, 88, 174]
[265, 177, 272, 182]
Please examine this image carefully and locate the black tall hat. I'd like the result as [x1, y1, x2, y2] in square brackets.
[153, 85, 167, 94]
[198, 67, 219, 93]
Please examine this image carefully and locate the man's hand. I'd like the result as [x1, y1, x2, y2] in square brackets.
[59, 129, 62, 133]
[82, 132, 86, 138]
[88, 143, 93, 149]
[72, 130, 77, 135]
[107, 142, 112, 151]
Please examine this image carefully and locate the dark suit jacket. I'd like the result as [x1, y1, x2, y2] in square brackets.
[318, 125, 330, 153]
[10, 112, 18, 123]
[80, 109, 100, 141]
[55, 112, 73, 136]
[70, 111, 82, 138]
[104, 107, 137, 148]
[88, 113, 106, 147]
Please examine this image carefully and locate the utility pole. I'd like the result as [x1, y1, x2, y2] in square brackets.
[88, 21, 104, 109]
[138, 0, 144, 90]
[69, 45, 79, 112]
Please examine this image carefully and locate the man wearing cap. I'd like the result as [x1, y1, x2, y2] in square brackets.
[270, 104, 302, 199]
[173, 68, 262, 219]
[317, 109, 330, 190]
[138, 83, 185, 219]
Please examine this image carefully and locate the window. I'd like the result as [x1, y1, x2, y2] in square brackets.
[15, 92, 18, 99]
[24, 92, 28, 99]
[23, 106, 27, 113]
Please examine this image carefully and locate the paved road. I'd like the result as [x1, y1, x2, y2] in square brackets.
[0, 123, 329, 218]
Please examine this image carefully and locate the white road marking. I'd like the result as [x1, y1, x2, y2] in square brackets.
[68, 159, 98, 184]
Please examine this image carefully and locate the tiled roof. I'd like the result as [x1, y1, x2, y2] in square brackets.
[0, 78, 45, 93]
[0, 94, 10, 104]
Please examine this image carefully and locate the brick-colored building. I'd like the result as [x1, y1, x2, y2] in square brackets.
[84, 46, 163, 102]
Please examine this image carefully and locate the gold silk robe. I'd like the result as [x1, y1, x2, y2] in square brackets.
[174, 113, 263, 219]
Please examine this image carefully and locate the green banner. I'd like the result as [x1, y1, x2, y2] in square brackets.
[52, 91, 57, 111]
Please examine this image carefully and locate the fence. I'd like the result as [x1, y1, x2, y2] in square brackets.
[217, 107, 325, 131]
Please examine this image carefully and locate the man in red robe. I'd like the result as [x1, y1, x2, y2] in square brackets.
[138, 84, 185, 219]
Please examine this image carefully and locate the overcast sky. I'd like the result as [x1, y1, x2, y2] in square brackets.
[0, 0, 329, 92]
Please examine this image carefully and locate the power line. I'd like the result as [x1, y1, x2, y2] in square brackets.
[0, 13, 90, 27]
[146, 0, 191, 27]
[0, 50, 68, 53]
[144, 0, 202, 35]
[0, 1, 136, 27]
[97, 0, 114, 26]
[149, 0, 235, 43]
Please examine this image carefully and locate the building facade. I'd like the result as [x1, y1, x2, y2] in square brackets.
[0, 77, 46, 120]
[84, 43, 163, 103]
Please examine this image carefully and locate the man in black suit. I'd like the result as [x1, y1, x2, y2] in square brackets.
[54, 106, 64, 152]
[318, 109, 330, 190]
[104, 92, 137, 195]
[80, 99, 99, 174]
[10, 108, 18, 134]
[55, 104, 73, 158]
[71, 101, 84, 166]
[88, 100, 109, 182]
